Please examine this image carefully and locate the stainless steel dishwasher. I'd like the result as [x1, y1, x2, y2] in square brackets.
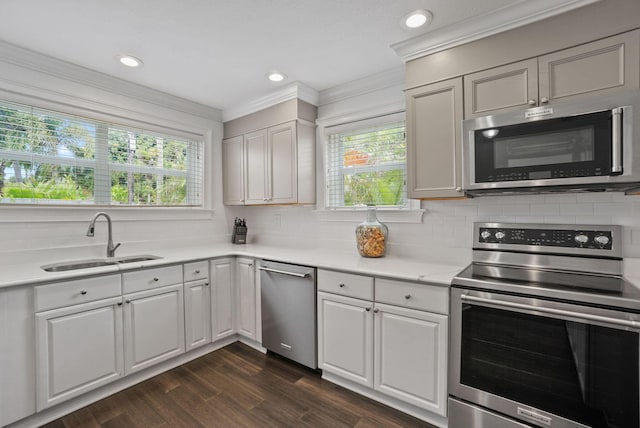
[259, 260, 317, 369]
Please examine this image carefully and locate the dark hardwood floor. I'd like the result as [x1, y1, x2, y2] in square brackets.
[43, 342, 436, 427]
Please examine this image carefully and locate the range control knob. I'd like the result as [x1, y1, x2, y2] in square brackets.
[594, 235, 610, 247]
[574, 234, 589, 245]
[480, 230, 492, 240]
[494, 231, 506, 240]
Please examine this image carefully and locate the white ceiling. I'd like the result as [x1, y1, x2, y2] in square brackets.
[0, 0, 595, 113]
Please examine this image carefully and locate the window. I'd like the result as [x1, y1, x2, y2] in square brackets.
[326, 113, 407, 208]
[0, 100, 203, 206]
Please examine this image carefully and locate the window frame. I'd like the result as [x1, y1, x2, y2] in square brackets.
[316, 104, 423, 224]
[0, 99, 205, 208]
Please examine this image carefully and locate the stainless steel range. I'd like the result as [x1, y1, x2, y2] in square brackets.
[449, 223, 640, 428]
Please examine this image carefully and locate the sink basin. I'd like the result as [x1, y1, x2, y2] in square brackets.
[41, 255, 162, 272]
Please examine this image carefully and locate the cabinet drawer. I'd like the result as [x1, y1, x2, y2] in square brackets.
[318, 269, 373, 300]
[375, 278, 448, 314]
[123, 265, 183, 294]
[184, 261, 208, 282]
[35, 275, 122, 312]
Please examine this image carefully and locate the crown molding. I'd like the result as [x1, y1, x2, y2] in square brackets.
[317, 67, 405, 107]
[0, 40, 222, 122]
[391, 0, 600, 62]
[222, 81, 320, 122]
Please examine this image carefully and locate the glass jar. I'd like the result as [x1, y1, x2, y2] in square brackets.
[355, 207, 388, 258]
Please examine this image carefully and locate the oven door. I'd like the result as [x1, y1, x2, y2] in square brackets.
[450, 287, 640, 428]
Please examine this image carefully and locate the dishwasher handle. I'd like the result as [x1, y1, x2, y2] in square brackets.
[258, 266, 310, 278]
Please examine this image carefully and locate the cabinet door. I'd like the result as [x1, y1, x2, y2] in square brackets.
[245, 129, 268, 204]
[236, 257, 257, 340]
[184, 279, 212, 351]
[539, 30, 640, 104]
[373, 303, 448, 416]
[222, 136, 245, 205]
[36, 297, 123, 410]
[210, 258, 236, 341]
[268, 121, 297, 204]
[406, 77, 464, 199]
[123, 284, 185, 375]
[317, 292, 373, 387]
[464, 58, 539, 118]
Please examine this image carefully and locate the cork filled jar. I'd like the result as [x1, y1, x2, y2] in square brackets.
[355, 207, 388, 257]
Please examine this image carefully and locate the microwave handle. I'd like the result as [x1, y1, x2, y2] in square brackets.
[460, 293, 638, 329]
[611, 107, 623, 173]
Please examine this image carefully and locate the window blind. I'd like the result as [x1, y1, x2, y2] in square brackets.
[326, 115, 407, 208]
[0, 100, 203, 206]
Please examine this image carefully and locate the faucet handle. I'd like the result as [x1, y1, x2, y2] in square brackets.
[112, 243, 121, 253]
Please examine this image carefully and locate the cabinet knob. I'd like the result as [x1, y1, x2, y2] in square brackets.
[153, 277, 159, 282]
[540, 97, 549, 104]
[80, 289, 87, 295]
[405, 294, 411, 300]
[339, 283, 345, 288]
[195, 270, 201, 274]
[366, 307, 371, 312]
[117, 302, 123, 306]
[373, 308, 380, 313]
[528, 99, 537, 106]
[125, 299, 131, 304]
[204, 282, 210, 287]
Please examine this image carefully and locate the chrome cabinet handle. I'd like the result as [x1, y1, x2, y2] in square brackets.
[404, 294, 411, 300]
[527, 99, 537, 106]
[461, 294, 639, 328]
[80, 289, 87, 295]
[540, 97, 549, 104]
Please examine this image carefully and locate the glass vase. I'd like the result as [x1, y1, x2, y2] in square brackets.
[355, 207, 388, 258]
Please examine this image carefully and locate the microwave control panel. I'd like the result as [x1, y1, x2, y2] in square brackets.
[478, 226, 613, 250]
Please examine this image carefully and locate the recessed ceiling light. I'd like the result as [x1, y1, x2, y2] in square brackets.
[402, 9, 433, 29]
[267, 71, 286, 82]
[117, 55, 143, 68]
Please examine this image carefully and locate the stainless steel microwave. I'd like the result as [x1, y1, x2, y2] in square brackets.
[462, 91, 640, 196]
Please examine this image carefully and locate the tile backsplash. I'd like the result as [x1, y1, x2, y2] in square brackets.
[233, 192, 640, 265]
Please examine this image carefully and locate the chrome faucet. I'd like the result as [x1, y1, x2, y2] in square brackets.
[86, 212, 121, 258]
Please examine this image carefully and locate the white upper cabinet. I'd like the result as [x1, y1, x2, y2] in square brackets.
[464, 30, 640, 118]
[406, 77, 464, 199]
[222, 135, 245, 205]
[222, 99, 317, 206]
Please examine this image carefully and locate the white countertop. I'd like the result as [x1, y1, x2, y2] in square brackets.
[0, 243, 467, 289]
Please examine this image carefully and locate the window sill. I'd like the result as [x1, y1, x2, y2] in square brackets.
[0, 205, 215, 223]
[314, 208, 425, 224]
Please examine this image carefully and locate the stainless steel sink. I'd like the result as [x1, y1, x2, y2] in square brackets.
[41, 255, 162, 272]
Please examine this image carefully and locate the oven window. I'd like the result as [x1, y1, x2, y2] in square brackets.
[461, 305, 639, 428]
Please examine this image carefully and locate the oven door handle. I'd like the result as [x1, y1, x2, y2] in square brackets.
[461, 294, 639, 329]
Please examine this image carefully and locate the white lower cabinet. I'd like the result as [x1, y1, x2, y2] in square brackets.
[317, 269, 449, 419]
[184, 261, 212, 351]
[210, 258, 236, 340]
[317, 292, 373, 387]
[374, 303, 448, 416]
[123, 283, 185, 374]
[35, 296, 124, 411]
[236, 257, 257, 340]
